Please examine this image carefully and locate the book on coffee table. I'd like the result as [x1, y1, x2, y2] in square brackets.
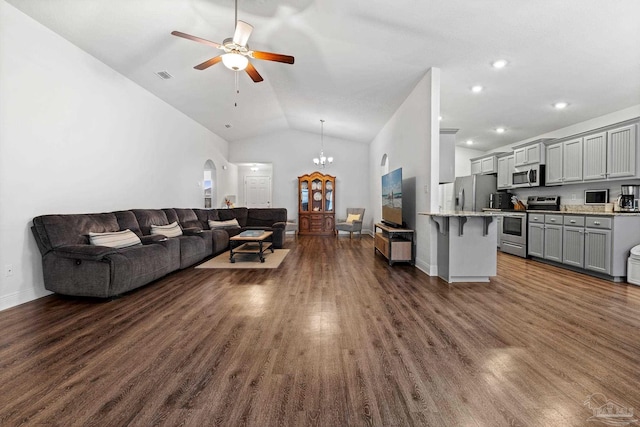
[238, 230, 265, 237]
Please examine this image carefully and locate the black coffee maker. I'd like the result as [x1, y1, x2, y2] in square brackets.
[489, 192, 513, 209]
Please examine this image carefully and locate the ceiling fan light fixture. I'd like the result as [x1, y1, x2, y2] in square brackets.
[222, 53, 248, 71]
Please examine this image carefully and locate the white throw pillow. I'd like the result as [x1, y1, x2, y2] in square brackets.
[89, 229, 141, 249]
[150, 221, 183, 238]
[208, 219, 240, 229]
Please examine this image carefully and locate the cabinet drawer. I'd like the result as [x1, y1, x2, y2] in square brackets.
[564, 215, 585, 227]
[585, 217, 612, 229]
[545, 215, 563, 225]
[529, 214, 545, 224]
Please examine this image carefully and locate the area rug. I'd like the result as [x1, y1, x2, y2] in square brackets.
[195, 249, 290, 269]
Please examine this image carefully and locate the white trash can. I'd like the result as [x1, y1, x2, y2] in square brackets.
[627, 244, 640, 286]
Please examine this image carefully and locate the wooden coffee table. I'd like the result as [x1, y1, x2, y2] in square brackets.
[229, 230, 274, 263]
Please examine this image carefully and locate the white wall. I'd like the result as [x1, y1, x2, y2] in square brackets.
[229, 129, 370, 228]
[0, 2, 232, 310]
[369, 69, 440, 274]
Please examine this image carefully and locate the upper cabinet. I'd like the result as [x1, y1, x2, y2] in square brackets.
[512, 139, 552, 166]
[545, 120, 638, 186]
[545, 138, 583, 185]
[497, 153, 515, 189]
[470, 152, 504, 175]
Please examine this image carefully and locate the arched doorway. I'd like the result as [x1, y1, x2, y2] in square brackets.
[203, 160, 217, 208]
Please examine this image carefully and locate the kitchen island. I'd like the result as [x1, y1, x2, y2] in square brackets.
[420, 211, 497, 283]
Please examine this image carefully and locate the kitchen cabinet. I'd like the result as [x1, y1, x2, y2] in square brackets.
[513, 140, 549, 166]
[583, 132, 608, 181]
[545, 142, 563, 185]
[584, 228, 611, 275]
[497, 154, 514, 189]
[543, 215, 563, 262]
[607, 124, 637, 179]
[583, 123, 637, 181]
[546, 138, 583, 185]
[470, 153, 503, 175]
[528, 214, 545, 258]
[562, 215, 585, 268]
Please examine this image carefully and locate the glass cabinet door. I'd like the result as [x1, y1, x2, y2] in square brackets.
[300, 180, 309, 211]
[311, 179, 322, 212]
[325, 180, 333, 212]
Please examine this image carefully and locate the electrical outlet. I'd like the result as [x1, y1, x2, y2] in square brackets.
[5, 264, 13, 277]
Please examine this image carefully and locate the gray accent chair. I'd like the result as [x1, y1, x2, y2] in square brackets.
[335, 208, 366, 238]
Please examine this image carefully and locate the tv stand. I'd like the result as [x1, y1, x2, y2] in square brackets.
[381, 220, 406, 229]
[374, 223, 415, 265]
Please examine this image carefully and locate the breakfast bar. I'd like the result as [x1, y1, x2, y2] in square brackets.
[420, 211, 497, 283]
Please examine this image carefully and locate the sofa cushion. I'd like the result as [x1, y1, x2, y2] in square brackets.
[32, 213, 120, 250]
[208, 219, 240, 229]
[170, 208, 202, 229]
[150, 221, 183, 238]
[89, 229, 142, 249]
[131, 209, 170, 235]
[194, 209, 219, 229]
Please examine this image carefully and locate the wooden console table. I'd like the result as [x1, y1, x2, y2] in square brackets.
[374, 223, 415, 265]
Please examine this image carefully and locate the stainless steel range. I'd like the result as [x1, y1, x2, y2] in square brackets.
[499, 211, 528, 258]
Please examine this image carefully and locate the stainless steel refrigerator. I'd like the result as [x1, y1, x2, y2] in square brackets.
[454, 174, 497, 211]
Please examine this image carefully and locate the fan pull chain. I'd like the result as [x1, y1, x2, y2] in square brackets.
[234, 71, 239, 107]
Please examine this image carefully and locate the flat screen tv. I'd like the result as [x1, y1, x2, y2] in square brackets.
[381, 168, 403, 227]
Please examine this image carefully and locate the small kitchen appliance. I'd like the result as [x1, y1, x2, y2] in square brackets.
[526, 195, 561, 211]
[619, 185, 640, 211]
[490, 192, 513, 209]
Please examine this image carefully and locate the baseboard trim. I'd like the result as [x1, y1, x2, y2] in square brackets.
[0, 288, 51, 312]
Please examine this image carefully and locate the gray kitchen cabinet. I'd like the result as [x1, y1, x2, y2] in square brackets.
[607, 124, 637, 179]
[513, 140, 547, 166]
[563, 215, 585, 268]
[544, 215, 563, 262]
[497, 154, 514, 189]
[496, 216, 502, 248]
[546, 137, 584, 185]
[470, 159, 482, 175]
[563, 138, 583, 182]
[583, 132, 607, 181]
[528, 219, 545, 258]
[545, 142, 563, 185]
[584, 228, 611, 275]
[470, 153, 502, 175]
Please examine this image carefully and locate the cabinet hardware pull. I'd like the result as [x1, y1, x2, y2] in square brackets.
[570, 220, 576, 223]
[594, 221, 601, 225]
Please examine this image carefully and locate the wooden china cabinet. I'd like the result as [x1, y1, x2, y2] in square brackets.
[298, 172, 335, 235]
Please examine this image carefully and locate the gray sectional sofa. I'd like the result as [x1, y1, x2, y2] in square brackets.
[31, 207, 287, 298]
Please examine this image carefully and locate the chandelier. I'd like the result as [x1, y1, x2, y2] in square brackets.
[313, 119, 333, 167]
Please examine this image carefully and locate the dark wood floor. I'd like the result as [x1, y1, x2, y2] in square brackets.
[1, 236, 639, 426]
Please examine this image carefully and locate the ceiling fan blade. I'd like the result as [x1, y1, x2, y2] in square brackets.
[171, 31, 222, 49]
[194, 56, 223, 70]
[245, 62, 264, 82]
[250, 50, 295, 64]
[233, 20, 254, 47]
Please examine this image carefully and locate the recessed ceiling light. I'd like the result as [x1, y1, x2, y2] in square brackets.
[471, 85, 483, 93]
[496, 127, 506, 133]
[553, 102, 569, 109]
[492, 59, 508, 69]
[466, 140, 474, 145]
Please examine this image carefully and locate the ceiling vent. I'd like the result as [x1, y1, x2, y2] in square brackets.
[155, 71, 173, 80]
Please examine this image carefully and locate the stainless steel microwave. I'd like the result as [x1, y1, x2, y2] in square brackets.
[512, 164, 545, 188]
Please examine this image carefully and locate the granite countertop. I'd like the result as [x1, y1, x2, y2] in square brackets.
[419, 211, 497, 217]
[525, 209, 640, 216]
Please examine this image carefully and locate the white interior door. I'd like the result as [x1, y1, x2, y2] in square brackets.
[245, 176, 271, 208]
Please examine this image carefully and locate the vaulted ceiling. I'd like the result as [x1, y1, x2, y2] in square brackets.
[7, 0, 640, 150]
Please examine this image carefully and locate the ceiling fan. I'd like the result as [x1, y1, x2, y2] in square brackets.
[171, 0, 294, 83]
